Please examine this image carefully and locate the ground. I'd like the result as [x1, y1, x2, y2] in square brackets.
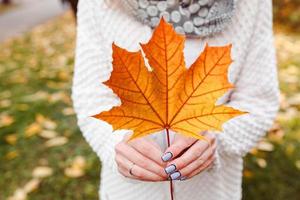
[0, 10, 299, 200]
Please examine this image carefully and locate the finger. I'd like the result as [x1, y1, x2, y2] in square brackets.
[115, 153, 132, 171]
[166, 138, 214, 175]
[118, 165, 137, 179]
[115, 142, 167, 178]
[116, 154, 139, 180]
[116, 155, 164, 181]
[116, 154, 165, 181]
[128, 138, 165, 167]
[185, 154, 216, 179]
[130, 163, 166, 182]
[202, 131, 217, 147]
[179, 141, 216, 177]
[162, 134, 197, 162]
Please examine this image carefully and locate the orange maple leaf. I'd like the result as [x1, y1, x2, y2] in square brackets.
[93, 18, 247, 141]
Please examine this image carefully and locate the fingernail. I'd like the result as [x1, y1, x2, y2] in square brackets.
[169, 171, 181, 180]
[180, 176, 187, 181]
[161, 152, 173, 162]
[164, 164, 176, 174]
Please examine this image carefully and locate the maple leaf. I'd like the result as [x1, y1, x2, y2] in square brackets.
[93, 18, 247, 141]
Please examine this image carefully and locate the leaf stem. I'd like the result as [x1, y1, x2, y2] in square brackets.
[166, 128, 174, 200]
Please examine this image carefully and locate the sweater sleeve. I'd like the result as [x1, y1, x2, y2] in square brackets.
[72, 0, 153, 173]
[217, 0, 280, 157]
[71, 0, 126, 173]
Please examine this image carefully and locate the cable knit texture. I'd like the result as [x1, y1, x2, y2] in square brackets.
[71, 0, 279, 199]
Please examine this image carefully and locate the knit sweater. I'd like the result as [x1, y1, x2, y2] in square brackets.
[71, 0, 280, 199]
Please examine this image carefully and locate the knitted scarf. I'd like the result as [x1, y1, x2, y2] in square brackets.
[122, 0, 235, 37]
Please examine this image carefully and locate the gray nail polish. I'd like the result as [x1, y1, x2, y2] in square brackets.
[161, 152, 173, 162]
[170, 171, 181, 180]
[164, 164, 176, 174]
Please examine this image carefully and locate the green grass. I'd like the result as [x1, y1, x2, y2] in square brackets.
[243, 138, 300, 200]
[0, 10, 300, 200]
[0, 13, 99, 200]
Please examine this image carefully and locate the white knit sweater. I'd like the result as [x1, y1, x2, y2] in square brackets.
[71, 0, 280, 199]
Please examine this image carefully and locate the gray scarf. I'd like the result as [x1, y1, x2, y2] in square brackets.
[122, 0, 235, 37]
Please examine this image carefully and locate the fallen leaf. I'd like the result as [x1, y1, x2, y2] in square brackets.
[256, 158, 267, 168]
[62, 107, 75, 116]
[257, 141, 274, 152]
[277, 107, 299, 121]
[44, 136, 68, 147]
[279, 71, 299, 84]
[287, 94, 300, 106]
[42, 119, 57, 130]
[93, 18, 246, 141]
[275, 33, 300, 62]
[22, 91, 49, 102]
[249, 148, 258, 155]
[36, 114, 57, 129]
[23, 178, 41, 193]
[285, 65, 299, 75]
[64, 156, 86, 178]
[7, 188, 27, 200]
[268, 129, 285, 143]
[243, 169, 253, 178]
[58, 71, 69, 81]
[64, 167, 84, 178]
[0, 113, 14, 127]
[25, 122, 42, 137]
[5, 150, 19, 160]
[5, 134, 18, 145]
[35, 114, 46, 124]
[48, 92, 71, 104]
[48, 92, 65, 103]
[279, 93, 289, 110]
[32, 166, 53, 178]
[269, 122, 281, 132]
[72, 156, 86, 169]
[0, 99, 11, 108]
[39, 130, 58, 139]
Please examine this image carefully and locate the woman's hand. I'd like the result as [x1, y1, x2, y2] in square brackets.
[115, 135, 168, 182]
[161, 132, 217, 180]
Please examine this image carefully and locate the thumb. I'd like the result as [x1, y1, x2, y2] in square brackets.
[161, 134, 196, 162]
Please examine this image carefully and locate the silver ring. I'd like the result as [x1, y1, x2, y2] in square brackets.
[129, 163, 135, 176]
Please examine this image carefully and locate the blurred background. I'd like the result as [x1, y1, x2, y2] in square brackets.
[0, 0, 299, 199]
